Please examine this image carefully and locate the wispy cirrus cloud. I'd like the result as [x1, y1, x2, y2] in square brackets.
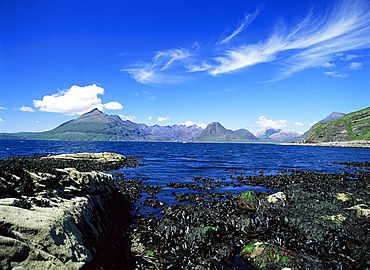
[210, 0, 370, 78]
[324, 71, 349, 78]
[217, 8, 261, 45]
[123, 0, 370, 84]
[123, 48, 192, 84]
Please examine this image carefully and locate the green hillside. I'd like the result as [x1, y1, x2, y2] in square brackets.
[304, 107, 370, 143]
[0, 109, 148, 141]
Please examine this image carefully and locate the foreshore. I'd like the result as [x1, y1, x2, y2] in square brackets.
[1, 153, 369, 269]
[279, 140, 370, 148]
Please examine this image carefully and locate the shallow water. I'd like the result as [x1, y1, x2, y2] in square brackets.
[1, 140, 369, 178]
[2, 139, 369, 206]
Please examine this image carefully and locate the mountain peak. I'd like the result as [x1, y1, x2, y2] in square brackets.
[84, 108, 103, 114]
[203, 122, 229, 135]
[73, 109, 112, 124]
[321, 112, 346, 123]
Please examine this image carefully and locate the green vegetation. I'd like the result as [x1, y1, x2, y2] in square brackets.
[0, 109, 147, 141]
[242, 243, 255, 255]
[242, 191, 254, 202]
[304, 107, 370, 142]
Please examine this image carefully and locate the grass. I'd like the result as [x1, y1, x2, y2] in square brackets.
[305, 107, 370, 142]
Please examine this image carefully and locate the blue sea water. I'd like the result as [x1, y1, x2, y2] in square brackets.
[1, 139, 369, 184]
[1, 139, 369, 178]
[1, 139, 369, 214]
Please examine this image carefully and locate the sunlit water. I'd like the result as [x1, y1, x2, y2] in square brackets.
[1, 139, 369, 214]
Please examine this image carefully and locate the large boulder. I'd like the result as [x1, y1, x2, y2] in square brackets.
[0, 153, 137, 270]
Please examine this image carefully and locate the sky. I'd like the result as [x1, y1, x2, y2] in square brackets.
[1, 0, 369, 135]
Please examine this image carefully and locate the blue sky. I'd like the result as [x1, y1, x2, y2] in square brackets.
[1, 0, 369, 134]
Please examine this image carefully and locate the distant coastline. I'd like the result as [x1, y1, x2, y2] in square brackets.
[279, 140, 370, 148]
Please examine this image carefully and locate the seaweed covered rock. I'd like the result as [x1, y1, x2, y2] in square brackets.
[0, 153, 140, 270]
[241, 241, 302, 269]
[127, 162, 370, 269]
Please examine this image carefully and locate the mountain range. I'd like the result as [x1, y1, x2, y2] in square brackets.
[190, 122, 257, 143]
[0, 107, 368, 143]
[256, 128, 302, 142]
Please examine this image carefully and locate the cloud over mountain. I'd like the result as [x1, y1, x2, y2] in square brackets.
[33, 85, 123, 115]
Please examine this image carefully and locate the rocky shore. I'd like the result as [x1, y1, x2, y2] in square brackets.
[0, 153, 143, 269]
[1, 153, 369, 269]
[117, 163, 370, 269]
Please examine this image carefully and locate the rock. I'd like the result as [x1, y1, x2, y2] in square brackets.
[0, 153, 138, 270]
[267, 191, 286, 206]
[43, 152, 124, 163]
[336, 192, 353, 201]
[0, 198, 91, 269]
[347, 204, 370, 218]
[320, 214, 347, 226]
[241, 241, 302, 269]
[239, 190, 257, 211]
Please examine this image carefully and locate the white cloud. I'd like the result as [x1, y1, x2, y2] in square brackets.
[119, 114, 136, 121]
[104, 101, 123, 110]
[181, 120, 207, 129]
[19, 105, 35, 112]
[123, 48, 191, 84]
[348, 62, 362, 70]
[123, 0, 370, 83]
[294, 122, 304, 127]
[210, 0, 370, 77]
[157, 116, 170, 122]
[309, 121, 318, 126]
[0, 118, 4, 122]
[321, 62, 336, 68]
[33, 84, 122, 115]
[218, 8, 261, 45]
[324, 71, 349, 78]
[148, 116, 153, 120]
[256, 116, 288, 129]
[0, 107, 7, 110]
[35, 121, 40, 124]
[186, 62, 213, 73]
[156, 48, 191, 71]
[295, 121, 318, 127]
[341, 54, 358, 61]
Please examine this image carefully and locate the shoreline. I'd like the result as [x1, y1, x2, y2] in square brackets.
[279, 140, 370, 148]
[1, 153, 369, 269]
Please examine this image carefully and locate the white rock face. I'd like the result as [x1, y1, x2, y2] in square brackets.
[0, 196, 91, 269]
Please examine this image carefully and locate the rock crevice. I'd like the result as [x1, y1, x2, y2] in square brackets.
[0, 153, 137, 270]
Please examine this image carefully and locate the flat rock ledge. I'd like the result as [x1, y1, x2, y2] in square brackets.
[0, 153, 137, 270]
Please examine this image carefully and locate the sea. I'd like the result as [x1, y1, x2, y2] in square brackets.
[1, 139, 369, 213]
